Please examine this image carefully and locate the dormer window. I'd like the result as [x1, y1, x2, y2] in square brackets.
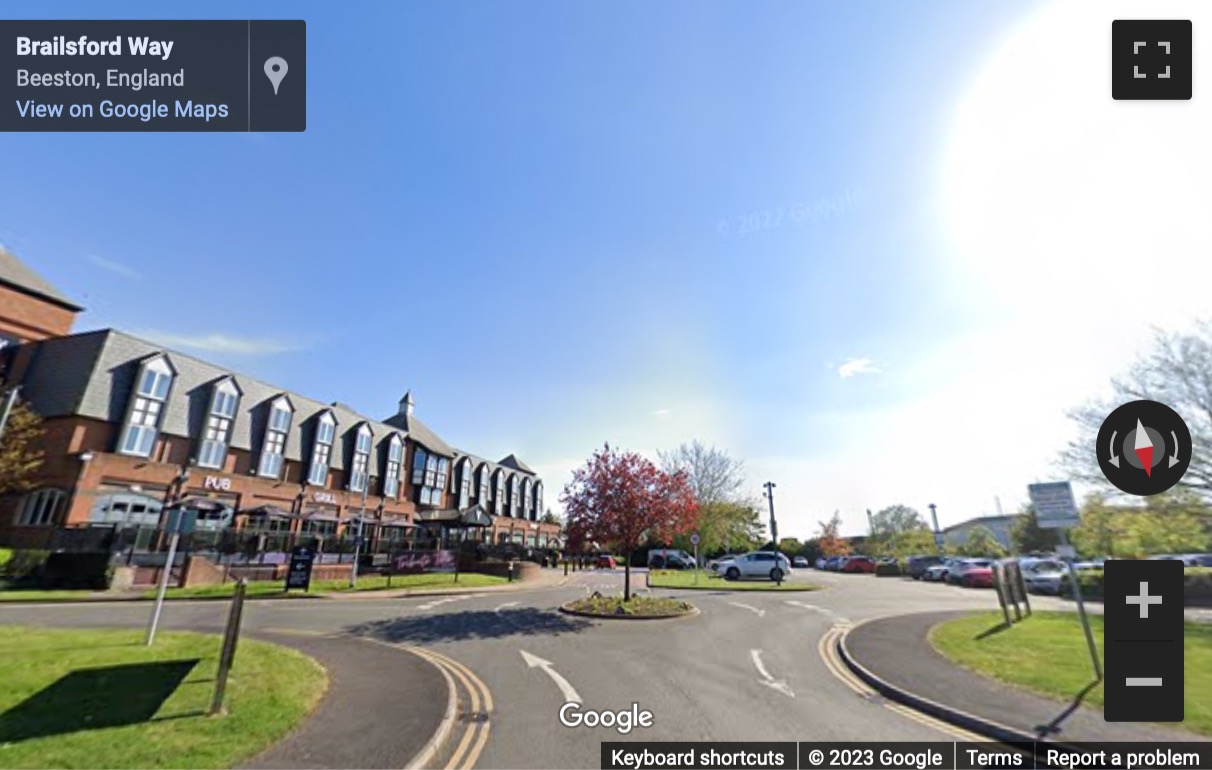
[411, 447, 448, 506]
[479, 464, 491, 504]
[493, 471, 504, 515]
[349, 424, 372, 493]
[510, 474, 520, 514]
[383, 435, 403, 498]
[118, 356, 174, 457]
[533, 481, 544, 518]
[308, 412, 336, 486]
[258, 396, 293, 478]
[521, 477, 533, 520]
[197, 379, 239, 469]
[458, 458, 472, 509]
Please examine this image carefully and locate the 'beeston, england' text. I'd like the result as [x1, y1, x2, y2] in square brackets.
[17, 69, 184, 90]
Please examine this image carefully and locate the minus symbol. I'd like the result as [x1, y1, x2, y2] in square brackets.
[1126, 677, 1163, 686]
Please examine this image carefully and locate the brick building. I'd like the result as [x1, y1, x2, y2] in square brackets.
[0, 251, 561, 553]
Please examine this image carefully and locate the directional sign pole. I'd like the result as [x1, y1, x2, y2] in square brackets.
[146, 529, 180, 646]
[1061, 528, 1103, 680]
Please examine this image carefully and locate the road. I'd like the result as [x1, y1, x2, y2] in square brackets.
[4, 568, 1189, 769]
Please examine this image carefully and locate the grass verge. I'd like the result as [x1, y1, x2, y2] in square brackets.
[0, 625, 327, 768]
[564, 594, 695, 617]
[647, 569, 820, 591]
[929, 611, 1212, 736]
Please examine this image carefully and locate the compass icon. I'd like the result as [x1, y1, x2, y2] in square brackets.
[1096, 400, 1192, 496]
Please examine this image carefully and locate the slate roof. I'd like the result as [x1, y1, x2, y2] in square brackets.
[0, 247, 82, 310]
[498, 453, 535, 475]
[16, 328, 427, 473]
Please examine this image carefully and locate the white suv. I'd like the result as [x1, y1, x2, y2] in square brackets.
[716, 551, 791, 582]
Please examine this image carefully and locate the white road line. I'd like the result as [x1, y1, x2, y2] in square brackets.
[749, 649, 794, 698]
[785, 600, 850, 624]
[495, 601, 520, 613]
[520, 650, 582, 703]
[728, 602, 766, 618]
[417, 596, 471, 611]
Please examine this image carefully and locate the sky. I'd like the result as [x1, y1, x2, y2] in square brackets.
[5, 0, 1211, 539]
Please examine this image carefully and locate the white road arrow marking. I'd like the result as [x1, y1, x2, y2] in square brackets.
[750, 649, 794, 698]
[495, 601, 520, 613]
[728, 602, 766, 618]
[520, 650, 582, 703]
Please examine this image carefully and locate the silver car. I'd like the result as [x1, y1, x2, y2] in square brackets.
[716, 551, 792, 581]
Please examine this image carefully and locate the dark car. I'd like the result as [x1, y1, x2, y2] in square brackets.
[595, 554, 617, 569]
[906, 555, 945, 580]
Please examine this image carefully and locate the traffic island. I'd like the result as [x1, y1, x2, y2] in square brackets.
[839, 610, 1208, 744]
[0, 625, 327, 769]
[648, 569, 821, 591]
[560, 593, 698, 619]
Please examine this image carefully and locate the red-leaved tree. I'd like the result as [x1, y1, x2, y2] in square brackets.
[561, 444, 698, 601]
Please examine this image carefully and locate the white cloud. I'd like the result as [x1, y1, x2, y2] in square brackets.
[836, 357, 880, 378]
[135, 331, 304, 356]
[86, 254, 140, 280]
[653, 408, 670, 417]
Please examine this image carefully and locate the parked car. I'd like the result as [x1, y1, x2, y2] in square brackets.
[958, 559, 995, 588]
[793, 556, 810, 568]
[947, 558, 991, 585]
[923, 557, 965, 583]
[1022, 560, 1068, 595]
[840, 555, 877, 573]
[823, 556, 845, 571]
[649, 549, 696, 570]
[595, 554, 617, 569]
[906, 555, 945, 580]
[814, 557, 827, 569]
[716, 551, 792, 582]
[1150, 553, 1212, 567]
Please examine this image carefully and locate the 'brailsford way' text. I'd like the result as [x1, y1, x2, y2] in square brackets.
[16, 36, 174, 60]
[15, 99, 228, 122]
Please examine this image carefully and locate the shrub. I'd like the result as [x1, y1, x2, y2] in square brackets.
[41, 552, 114, 590]
[874, 561, 903, 577]
[0, 548, 12, 572]
[1, 549, 50, 584]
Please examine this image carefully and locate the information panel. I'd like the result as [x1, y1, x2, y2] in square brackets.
[0, 20, 305, 131]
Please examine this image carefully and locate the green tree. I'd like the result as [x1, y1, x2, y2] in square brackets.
[867, 504, 929, 556]
[676, 500, 762, 556]
[1010, 507, 1060, 554]
[778, 537, 803, 555]
[957, 526, 1007, 557]
[1071, 496, 1119, 557]
[0, 399, 44, 497]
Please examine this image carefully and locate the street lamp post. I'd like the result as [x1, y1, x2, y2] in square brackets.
[928, 503, 943, 555]
[763, 481, 781, 585]
[349, 477, 372, 589]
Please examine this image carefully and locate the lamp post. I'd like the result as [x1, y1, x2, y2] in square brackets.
[928, 503, 943, 555]
[349, 476, 372, 589]
[763, 481, 781, 585]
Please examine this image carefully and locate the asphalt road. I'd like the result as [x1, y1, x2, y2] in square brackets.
[7, 569, 1199, 769]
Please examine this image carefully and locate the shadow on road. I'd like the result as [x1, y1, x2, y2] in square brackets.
[346, 607, 594, 644]
[0, 659, 200, 743]
[1033, 678, 1102, 738]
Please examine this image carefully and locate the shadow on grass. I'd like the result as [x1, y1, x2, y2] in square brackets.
[1033, 678, 1102, 738]
[0, 659, 200, 743]
[347, 608, 593, 644]
[974, 622, 1011, 641]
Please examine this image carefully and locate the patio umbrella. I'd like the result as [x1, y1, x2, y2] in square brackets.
[168, 496, 229, 513]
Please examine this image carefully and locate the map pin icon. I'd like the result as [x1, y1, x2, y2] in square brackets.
[264, 57, 288, 95]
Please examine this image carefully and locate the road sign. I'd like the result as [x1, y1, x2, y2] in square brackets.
[690, 533, 700, 546]
[1027, 481, 1081, 529]
[285, 545, 316, 591]
[164, 509, 198, 536]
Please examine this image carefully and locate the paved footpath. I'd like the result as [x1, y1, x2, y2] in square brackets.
[841, 610, 1208, 744]
[238, 631, 447, 770]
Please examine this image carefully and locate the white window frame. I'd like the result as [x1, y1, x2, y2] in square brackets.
[118, 356, 173, 458]
[383, 435, 403, 498]
[15, 489, 67, 526]
[349, 424, 372, 492]
[198, 379, 239, 469]
[521, 477, 532, 520]
[258, 397, 293, 479]
[479, 464, 491, 503]
[412, 447, 428, 485]
[510, 474, 520, 514]
[308, 412, 336, 486]
[494, 472, 504, 515]
[534, 482, 544, 519]
[458, 459, 472, 509]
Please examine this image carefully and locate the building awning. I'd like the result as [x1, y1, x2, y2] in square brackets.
[380, 517, 416, 529]
[238, 504, 297, 520]
[303, 510, 341, 523]
[415, 505, 493, 528]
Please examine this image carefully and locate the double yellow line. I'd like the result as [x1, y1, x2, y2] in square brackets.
[818, 623, 983, 742]
[404, 645, 494, 770]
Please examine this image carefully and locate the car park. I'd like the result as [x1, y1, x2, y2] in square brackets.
[716, 551, 792, 581]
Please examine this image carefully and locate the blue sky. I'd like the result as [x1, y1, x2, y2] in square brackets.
[15, 0, 1208, 539]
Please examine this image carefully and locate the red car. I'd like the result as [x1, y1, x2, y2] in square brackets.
[960, 563, 994, 588]
[840, 556, 876, 573]
[595, 555, 617, 569]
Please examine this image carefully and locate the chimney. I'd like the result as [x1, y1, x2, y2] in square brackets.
[398, 390, 415, 416]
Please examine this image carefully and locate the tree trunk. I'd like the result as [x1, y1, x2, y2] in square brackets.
[624, 550, 632, 602]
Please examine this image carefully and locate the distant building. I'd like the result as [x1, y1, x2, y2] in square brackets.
[0, 247, 82, 347]
[941, 514, 1022, 550]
